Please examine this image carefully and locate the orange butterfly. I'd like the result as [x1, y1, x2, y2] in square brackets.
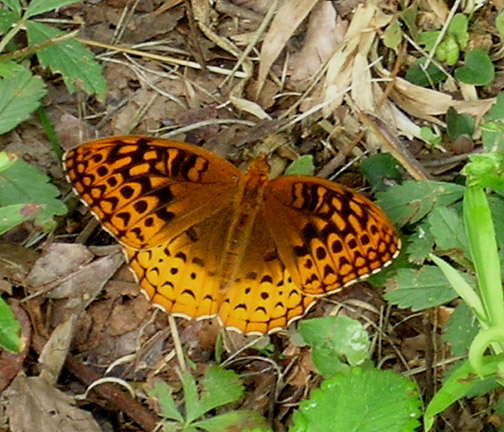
[64, 136, 401, 334]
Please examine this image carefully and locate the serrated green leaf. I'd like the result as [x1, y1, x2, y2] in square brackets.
[406, 221, 435, 261]
[198, 366, 244, 417]
[462, 152, 504, 195]
[26, 21, 106, 100]
[454, 49, 495, 86]
[285, 155, 315, 176]
[443, 303, 480, 356]
[0, 155, 67, 230]
[0, 10, 18, 34]
[291, 368, 421, 432]
[0, 296, 21, 353]
[299, 316, 370, 377]
[385, 266, 459, 311]
[0, 203, 40, 235]
[182, 371, 201, 424]
[25, 0, 81, 19]
[149, 381, 184, 422]
[0, 63, 47, 134]
[194, 410, 268, 432]
[0, 0, 21, 13]
[360, 153, 402, 192]
[376, 181, 465, 227]
[428, 206, 470, 256]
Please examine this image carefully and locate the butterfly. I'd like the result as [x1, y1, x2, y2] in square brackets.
[63, 136, 401, 334]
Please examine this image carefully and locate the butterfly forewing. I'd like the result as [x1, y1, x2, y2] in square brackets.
[64, 137, 240, 249]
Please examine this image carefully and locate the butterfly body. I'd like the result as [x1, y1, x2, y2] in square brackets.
[64, 136, 401, 334]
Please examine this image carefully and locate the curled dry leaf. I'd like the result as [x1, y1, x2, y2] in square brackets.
[257, 0, 319, 96]
[38, 316, 77, 385]
[288, 1, 345, 90]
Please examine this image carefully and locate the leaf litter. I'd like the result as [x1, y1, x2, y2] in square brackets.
[0, 0, 501, 431]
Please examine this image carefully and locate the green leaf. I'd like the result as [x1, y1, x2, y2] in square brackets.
[194, 410, 268, 432]
[424, 356, 504, 430]
[285, 155, 315, 176]
[420, 127, 442, 147]
[405, 57, 447, 87]
[454, 49, 495, 86]
[360, 153, 402, 192]
[446, 107, 475, 143]
[401, 6, 419, 42]
[376, 181, 465, 227]
[462, 152, 504, 195]
[383, 20, 402, 50]
[0, 0, 21, 13]
[198, 366, 244, 417]
[0, 63, 47, 134]
[0, 10, 18, 34]
[436, 35, 460, 66]
[148, 381, 184, 422]
[25, 0, 81, 19]
[182, 371, 201, 424]
[463, 186, 504, 329]
[486, 92, 504, 122]
[443, 303, 480, 356]
[419, 31, 440, 52]
[0, 297, 21, 353]
[385, 266, 459, 311]
[0, 153, 67, 230]
[26, 21, 106, 100]
[497, 9, 504, 42]
[428, 206, 470, 257]
[406, 221, 435, 261]
[0, 203, 40, 236]
[290, 368, 421, 432]
[299, 316, 370, 377]
[448, 13, 469, 50]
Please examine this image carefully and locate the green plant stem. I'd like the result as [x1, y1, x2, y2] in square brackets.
[0, 19, 26, 53]
[469, 327, 504, 379]
[463, 186, 504, 331]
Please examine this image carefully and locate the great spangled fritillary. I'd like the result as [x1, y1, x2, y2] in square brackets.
[63, 136, 401, 334]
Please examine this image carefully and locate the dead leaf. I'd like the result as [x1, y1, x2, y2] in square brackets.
[7, 376, 101, 432]
[39, 316, 77, 385]
[257, 0, 319, 96]
[25, 243, 94, 289]
[288, 1, 345, 90]
[48, 251, 125, 327]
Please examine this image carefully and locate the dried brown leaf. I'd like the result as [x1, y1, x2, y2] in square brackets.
[7, 376, 101, 432]
[257, 0, 319, 96]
